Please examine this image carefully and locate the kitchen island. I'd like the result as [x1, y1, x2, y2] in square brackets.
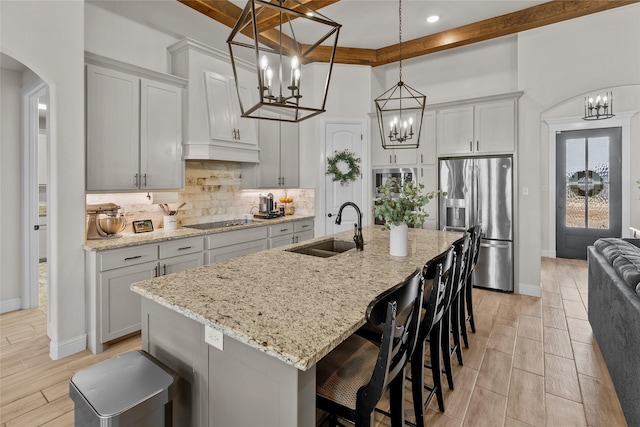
[131, 225, 462, 426]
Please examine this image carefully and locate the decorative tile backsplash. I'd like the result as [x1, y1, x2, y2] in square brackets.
[86, 161, 315, 232]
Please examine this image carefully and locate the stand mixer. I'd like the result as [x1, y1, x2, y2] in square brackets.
[86, 203, 127, 240]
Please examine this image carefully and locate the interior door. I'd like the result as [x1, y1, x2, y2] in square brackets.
[556, 127, 622, 259]
[325, 122, 364, 235]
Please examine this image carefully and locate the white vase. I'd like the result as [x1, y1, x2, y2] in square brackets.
[389, 223, 408, 257]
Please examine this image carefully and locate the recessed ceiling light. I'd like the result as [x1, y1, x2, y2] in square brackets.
[426, 15, 440, 24]
[306, 12, 314, 17]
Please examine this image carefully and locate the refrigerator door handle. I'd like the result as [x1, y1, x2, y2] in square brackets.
[480, 242, 510, 249]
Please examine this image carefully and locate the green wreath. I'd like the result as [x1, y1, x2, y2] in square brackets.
[326, 149, 361, 185]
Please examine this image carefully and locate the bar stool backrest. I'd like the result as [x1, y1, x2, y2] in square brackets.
[468, 224, 482, 277]
[452, 233, 471, 295]
[422, 247, 455, 332]
[360, 268, 425, 408]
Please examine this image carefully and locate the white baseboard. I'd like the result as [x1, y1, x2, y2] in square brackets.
[518, 282, 542, 297]
[50, 334, 87, 360]
[0, 298, 22, 314]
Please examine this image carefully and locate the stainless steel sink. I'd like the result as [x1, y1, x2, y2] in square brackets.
[285, 238, 356, 258]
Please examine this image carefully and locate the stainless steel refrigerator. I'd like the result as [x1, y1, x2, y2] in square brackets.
[438, 156, 513, 292]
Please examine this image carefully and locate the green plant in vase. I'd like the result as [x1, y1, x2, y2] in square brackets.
[373, 177, 441, 229]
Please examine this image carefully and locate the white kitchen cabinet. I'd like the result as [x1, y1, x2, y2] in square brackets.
[100, 260, 157, 343]
[437, 99, 515, 156]
[268, 219, 314, 248]
[242, 115, 299, 188]
[417, 164, 438, 230]
[205, 227, 269, 264]
[417, 111, 437, 166]
[169, 39, 259, 162]
[203, 71, 257, 146]
[86, 236, 204, 354]
[370, 115, 417, 167]
[86, 55, 186, 192]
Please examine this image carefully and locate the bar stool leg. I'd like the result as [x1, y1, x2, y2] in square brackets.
[450, 295, 464, 366]
[440, 310, 454, 390]
[466, 276, 476, 333]
[459, 288, 470, 348]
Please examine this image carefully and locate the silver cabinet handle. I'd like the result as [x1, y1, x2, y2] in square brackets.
[301, 225, 309, 228]
[389, 155, 392, 163]
[154, 265, 158, 277]
[421, 167, 423, 177]
[469, 141, 473, 152]
[421, 154, 423, 163]
[280, 228, 290, 232]
[143, 173, 147, 187]
[394, 154, 397, 163]
[178, 246, 192, 251]
[476, 141, 479, 151]
[162, 264, 167, 275]
[124, 255, 142, 261]
[237, 129, 240, 140]
[134, 174, 139, 187]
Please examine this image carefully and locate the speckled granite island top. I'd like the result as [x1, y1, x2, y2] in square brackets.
[131, 225, 462, 371]
[83, 215, 314, 251]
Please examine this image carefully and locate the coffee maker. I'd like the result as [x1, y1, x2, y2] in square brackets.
[255, 193, 281, 219]
[86, 203, 126, 240]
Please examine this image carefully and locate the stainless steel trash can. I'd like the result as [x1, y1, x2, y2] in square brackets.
[69, 350, 179, 427]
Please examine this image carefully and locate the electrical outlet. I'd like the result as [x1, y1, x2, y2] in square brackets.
[522, 186, 529, 196]
[205, 325, 223, 351]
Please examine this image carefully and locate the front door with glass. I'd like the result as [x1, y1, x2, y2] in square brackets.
[556, 127, 622, 259]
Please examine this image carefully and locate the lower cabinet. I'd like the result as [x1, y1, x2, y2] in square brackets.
[205, 227, 269, 264]
[100, 260, 157, 343]
[87, 237, 204, 354]
[268, 219, 314, 249]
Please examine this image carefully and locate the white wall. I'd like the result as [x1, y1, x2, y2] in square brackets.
[384, 35, 519, 105]
[0, 68, 23, 311]
[518, 4, 640, 293]
[1, 0, 86, 359]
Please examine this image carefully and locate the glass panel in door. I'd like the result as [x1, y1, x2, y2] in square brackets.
[556, 127, 621, 259]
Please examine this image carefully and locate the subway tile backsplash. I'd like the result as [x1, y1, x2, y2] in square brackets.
[86, 161, 315, 232]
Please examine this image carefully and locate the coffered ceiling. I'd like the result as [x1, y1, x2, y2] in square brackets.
[178, 0, 638, 66]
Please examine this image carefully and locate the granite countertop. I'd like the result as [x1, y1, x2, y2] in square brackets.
[83, 215, 315, 251]
[131, 225, 462, 371]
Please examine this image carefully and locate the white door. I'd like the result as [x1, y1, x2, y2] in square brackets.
[325, 121, 364, 235]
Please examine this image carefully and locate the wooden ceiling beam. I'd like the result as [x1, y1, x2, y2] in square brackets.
[179, 0, 639, 67]
[372, 0, 640, 66]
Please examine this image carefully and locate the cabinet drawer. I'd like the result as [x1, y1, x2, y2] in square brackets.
[99, 245, 158, 271]
[159, 237, 204, 259]
[206, 226, 268, 249]
[294, 220, 314, 233]
[269, 223, 294, 238]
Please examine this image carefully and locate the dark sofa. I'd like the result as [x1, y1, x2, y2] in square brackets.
[588, 237, 640, 427]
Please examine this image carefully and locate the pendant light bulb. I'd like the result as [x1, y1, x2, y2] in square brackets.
[260, 55, 268, 70]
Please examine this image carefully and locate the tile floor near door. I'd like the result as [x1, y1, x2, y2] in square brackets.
[0, 258, 628, 426]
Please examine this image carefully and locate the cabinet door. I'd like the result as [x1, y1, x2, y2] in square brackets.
[474, 100, 515, 154]
[86, 64, 140, 191]
[279, 121, 299, 188]
[270, 234, 294, 249]
[438, 106, 474, 155]
[206, 239, 268, 264]
[161, 252, 203, 276]
[231, 81, 258, 146]
[417, 111, 437, 165]
[392, 147, 418, 165]
[204, 71, 235, 142]
[258, 118, 281, 187]
[140, 78, 184, 190]
[294, 229, 314, 244]
[100, 260, 157, 342]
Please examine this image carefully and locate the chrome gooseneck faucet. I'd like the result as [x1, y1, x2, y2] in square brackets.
[335, 202, 364, 251]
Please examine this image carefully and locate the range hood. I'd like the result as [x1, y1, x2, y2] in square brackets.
[168, 38, 259, 163]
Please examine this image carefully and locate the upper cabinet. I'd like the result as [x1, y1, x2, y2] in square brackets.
[168, 38, 259, 163]
[370, 120, 417, 167]
[86, 54, 186, 192]
[437, 98, 516, 156]
[241, 113, 299, 189]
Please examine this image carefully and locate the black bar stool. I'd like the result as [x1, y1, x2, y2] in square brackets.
[316, 269, 425, 427]
[460, 224, 482, 346]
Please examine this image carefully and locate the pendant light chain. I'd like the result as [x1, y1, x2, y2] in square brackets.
[399, 0, 403, 83]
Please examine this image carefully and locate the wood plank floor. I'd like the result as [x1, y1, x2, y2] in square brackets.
[0, 257, 628, 426]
